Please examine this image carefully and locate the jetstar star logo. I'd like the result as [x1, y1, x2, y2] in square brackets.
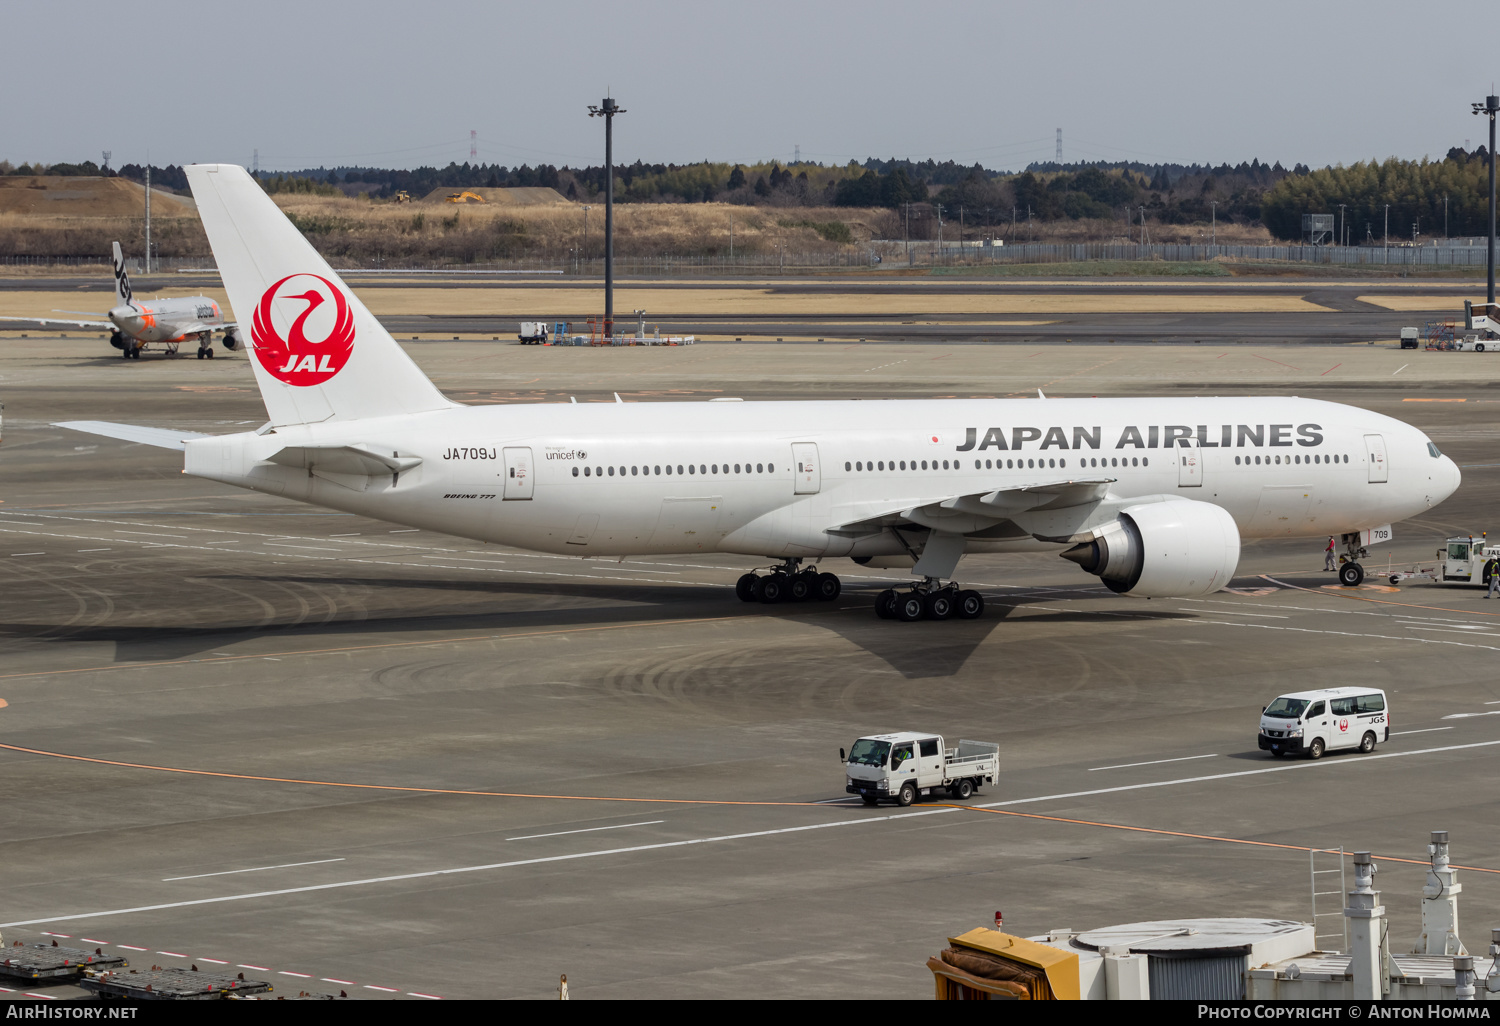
[251, 273, 356, 386]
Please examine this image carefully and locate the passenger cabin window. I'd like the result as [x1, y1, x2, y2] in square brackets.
[919, 739, 939, 758]
[1330, 697, 1357, 716]
[1355, 693, 1385, 713]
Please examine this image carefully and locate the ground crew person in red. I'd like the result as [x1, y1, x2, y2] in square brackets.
[1324, 536, 1337, 572]
[1486, 553, 1500, 598]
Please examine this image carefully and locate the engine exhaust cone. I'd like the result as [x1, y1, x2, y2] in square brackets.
[1061, 541, 1101, 572]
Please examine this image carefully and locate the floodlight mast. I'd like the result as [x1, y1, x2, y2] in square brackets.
[588, 97, 626, 338]
[1473, 95, 1500, 304]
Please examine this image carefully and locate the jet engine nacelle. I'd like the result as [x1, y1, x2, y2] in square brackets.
[1062, 498, 1240, 598]
[222, 330, 241, 351]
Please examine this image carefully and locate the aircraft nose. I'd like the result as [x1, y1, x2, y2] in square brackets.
[1445, 456, 1462, 500]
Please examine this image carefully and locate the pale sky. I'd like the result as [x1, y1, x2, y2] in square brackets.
[6, 0, 1496, 173]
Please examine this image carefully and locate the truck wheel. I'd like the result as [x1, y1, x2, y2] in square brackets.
[951, 779, 974, 800]
[1359, 731, 1376, 754]
[1307, 737, 1325, 760]
[1389, 575, 1401, 586]
[860, 795, 879, 806]
[896, 782, 916, 807]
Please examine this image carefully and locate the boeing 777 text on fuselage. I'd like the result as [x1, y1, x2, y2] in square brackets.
[57, 165, 1461, 621]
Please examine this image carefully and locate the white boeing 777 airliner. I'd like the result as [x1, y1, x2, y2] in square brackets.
[58, 165, 1461, 621]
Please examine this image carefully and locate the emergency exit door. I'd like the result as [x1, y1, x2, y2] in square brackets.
[792, 442, 821, 494]
[1363, 434, 1388, 484]
[503, 446, 534, 499]
[1176, 438, 1202, 487]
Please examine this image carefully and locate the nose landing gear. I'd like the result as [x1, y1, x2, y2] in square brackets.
[735, 559, 842, 605]
[874, 579, 984, 621]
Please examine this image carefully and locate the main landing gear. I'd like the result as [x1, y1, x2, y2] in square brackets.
[195, 331, 215, 359]
[1337, 533, 1370, 587]
[736, 559, 842, 605]
[874, 579, 984, 622]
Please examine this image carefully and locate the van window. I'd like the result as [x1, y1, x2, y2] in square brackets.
[847, 739, 890, 767]
[1331, 698, 1357, 716]
[1263, 697, 1309, 718]
[1355, 693, 1386, 714]
[891, 743, 914, 769]
[919, 739, 939, 758]
[1306, 701, 1326, 718]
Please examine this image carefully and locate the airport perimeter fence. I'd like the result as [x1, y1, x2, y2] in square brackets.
[949, 242, 1497, 267]
[3, 242, 1494, 274]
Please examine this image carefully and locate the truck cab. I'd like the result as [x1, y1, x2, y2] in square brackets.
[1441, 535, 1499, 584]
[1258, 687, 1389, 760]
[843, 731, 998, 807]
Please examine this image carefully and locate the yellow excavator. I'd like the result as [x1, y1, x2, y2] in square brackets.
[391, 191, 412, 204]
[445, 191, 487, 203]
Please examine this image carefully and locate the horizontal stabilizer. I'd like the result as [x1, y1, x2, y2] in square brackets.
[55, 420, 213, 451]
[267, 444, 422, 477]
[0, 316, 114, 329]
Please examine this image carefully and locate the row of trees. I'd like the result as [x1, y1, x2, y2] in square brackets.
[1259, 148, 1495, 241]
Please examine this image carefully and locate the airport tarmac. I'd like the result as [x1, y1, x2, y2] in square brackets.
[2, 333, 1500, 1000]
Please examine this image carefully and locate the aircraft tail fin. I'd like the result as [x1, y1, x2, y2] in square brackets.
[183, 164, 453, 427]
[111, 242, 132, 306]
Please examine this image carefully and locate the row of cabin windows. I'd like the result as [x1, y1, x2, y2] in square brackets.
[845, 456, 1150, 472]
[572, 462, 774, 478]
[1236, 453, 1348, 465]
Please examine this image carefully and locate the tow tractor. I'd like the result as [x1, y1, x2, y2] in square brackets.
[1385, 533, 1499, 588]
[842, 732, 999, 807]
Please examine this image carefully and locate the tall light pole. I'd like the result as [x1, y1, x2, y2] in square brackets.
[1210, 200, 1217, 247]
[587, 97, 626, 337]
[1384, 203, 1389, 261]
[582, 204, 591, 263]
[1473, 94, 1499, 304]
[1338, 203, 1346, 248]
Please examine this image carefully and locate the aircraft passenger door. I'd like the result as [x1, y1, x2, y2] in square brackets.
[503, 447, 534, 500]
[1364, 434, 1388, 483]
[1176, 438, 1202, 487]
[792, 442, 821, 494]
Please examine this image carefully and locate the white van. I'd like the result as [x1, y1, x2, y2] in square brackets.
[1258, 687, 1390, 759]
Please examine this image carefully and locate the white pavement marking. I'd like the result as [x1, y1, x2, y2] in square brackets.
[0, 810, 952, 928]
[323, 978, 356, 986]
[10, 553, 44, 557]
[10, 739, 1500, 930]
[1088, 754, 1217, 771]
[365, 985, 399, 992]
[1179, 608, 1287, 619]
[199, 958, 228, 965]
[117, 945, 147, 951]
[1394, 364, 1409, 375]
[1393, 727, 1453, 735]
[1443, 711, 1500, 720]
[506, 821, 665, 841]
[978, 739, 1500, 809]
[237, 964, 270, 971]
[162, 858, 345, 881]
[158, 951, 186, 957]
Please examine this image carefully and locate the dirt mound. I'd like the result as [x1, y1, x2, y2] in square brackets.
[418, 186, 569, 206]
[0, 177, 196, 217]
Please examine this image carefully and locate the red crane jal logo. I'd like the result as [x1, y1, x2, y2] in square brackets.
[251, 274, 356, 386]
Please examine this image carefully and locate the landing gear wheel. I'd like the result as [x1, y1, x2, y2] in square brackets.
[951, 778, 974, 800]
[121, 346, 132, 359]
[860, 795, 879, 806]
[758, 575, 786, 604]
[955, 590, 984, 620]
[814, 572, 841, 601]
[735, 573, 758, 603]
[924, 591, 955, 620]
[895, 593, 925, 622]
[1339, 562, 1364, 587]
[896, 782, 916, 807]
[205, 347, 214, 358]
[1307, 737, 1325, 760]
[196, 348, 206, 360]
[787, 575, 811, 602]
[874, 589, 898, 619]
[1359, 731, 1376, 753]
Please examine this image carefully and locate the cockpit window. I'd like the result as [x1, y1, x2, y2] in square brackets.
[1428, 442, 1442, 458]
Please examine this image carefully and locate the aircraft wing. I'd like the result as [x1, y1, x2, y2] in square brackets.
[0, 315, 114, 330]
[54, 420, 213, 451]
[828, 477, 1116, 534]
